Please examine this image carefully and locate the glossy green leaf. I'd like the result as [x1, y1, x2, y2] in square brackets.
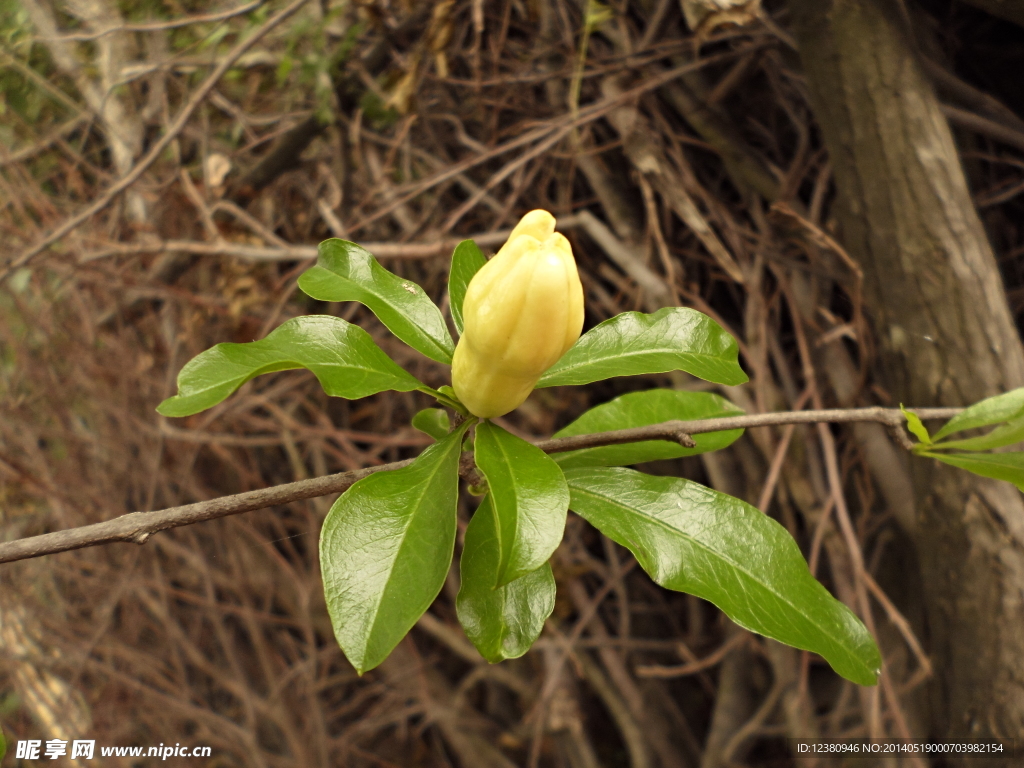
[299, 239, 455, 364]
[422, 385, 467, 414]
[553, 389, 744, 468]
[449, 239, 487, 335]
[456, 496, 556, 662]
[157, 316, 422, 417]
[537, 308, 747, 388]
[565, 467, 881, 686]
[932, 388, 1024, 441]
[320, 423, 469, 674]
[919, 451, 1024, 491]
[439, 385, 460, 400]
[901, 405, 931, 445]
[928, 416, 1024, 452]
[475, 421, 569, 586]
[412, 408, 450, 440]
[0, 724, 6, 762]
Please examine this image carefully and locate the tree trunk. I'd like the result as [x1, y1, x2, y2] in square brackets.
[788, 0, 1024, 753]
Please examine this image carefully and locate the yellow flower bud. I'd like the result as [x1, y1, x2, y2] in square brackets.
[452, 210, 584, 418]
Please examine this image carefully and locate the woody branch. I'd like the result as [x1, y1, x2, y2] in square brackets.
[0, 406, 959, 565]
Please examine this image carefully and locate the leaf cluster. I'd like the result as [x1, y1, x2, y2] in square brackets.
[903, 390, 1024, 489]
[159, 237, 886, 685]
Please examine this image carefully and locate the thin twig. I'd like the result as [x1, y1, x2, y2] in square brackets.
[757, 386, 813, 512]
[861, 570, 933, 684]
[0, 460, 412, 564]
[719, 676, 787, 764]
[533, 407, 960, 454]
[0, 407, 961, 565]
[0, 115, 91, 166]
[635, 631, 748, 678]
[74, 214, 587, 265]
[942, 103, 1024, 154]
[43, 1, 263, 41]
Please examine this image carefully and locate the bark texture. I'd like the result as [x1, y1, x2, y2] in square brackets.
[788, 0, 1024, 749]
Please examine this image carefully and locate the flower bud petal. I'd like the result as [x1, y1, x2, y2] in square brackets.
[452, 211, 584, 418]
[505, 209, 555, 245]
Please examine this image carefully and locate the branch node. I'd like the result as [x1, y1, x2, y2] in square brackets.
[675, 431, 697, 448]
[886, 423, 916, 451]
[130, 531, 152, 545]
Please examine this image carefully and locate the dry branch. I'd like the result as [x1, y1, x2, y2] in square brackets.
[77, 214, 587, 264]
[0, 407, 959, 565]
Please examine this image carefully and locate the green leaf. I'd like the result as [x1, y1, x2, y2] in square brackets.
[448, 239, 487, 335]
[157, 316, 423, 417]
[565, 467, 881, 686]
[412, 408, 451, 440]
[553, 389, 744, 468]
[299, 239, 455, 364]
[0, 723, 6, 762]
[421, 385, 467, 414]
[456, 496, 556, 662]
[474, 422, 569, 586]
[537, 308, 747, 388]
[320, 423, 469, 674]
[929, 416, 1024, 452]
[438, 385, 459, 399]
[932, 388, 1024, 441]
[919, 451, 1024, 491]
[900, 405, 931, 445]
